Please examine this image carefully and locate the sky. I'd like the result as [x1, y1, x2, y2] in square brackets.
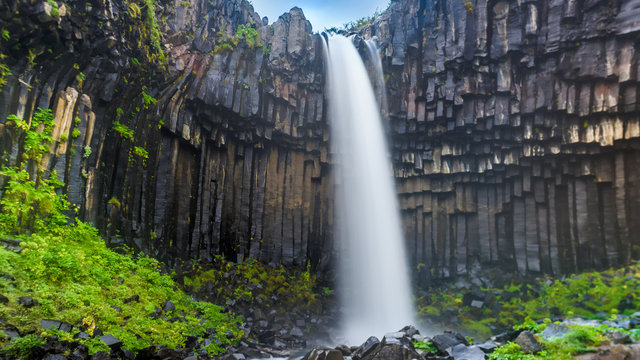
[249, 0, 391, 32]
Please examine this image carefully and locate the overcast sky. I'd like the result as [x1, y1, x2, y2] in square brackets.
[250, 0, 391, 32]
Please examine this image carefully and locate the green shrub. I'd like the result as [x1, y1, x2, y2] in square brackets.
[412, 340, 437, 354]
[113, 121, 134, 141]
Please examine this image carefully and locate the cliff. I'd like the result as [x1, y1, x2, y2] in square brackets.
[0, 0, 332, 270]
[1, 0, 640, 282]
[362, 0, 640, 282]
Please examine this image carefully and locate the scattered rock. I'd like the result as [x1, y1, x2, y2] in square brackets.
[448, 344, 486, 360]
[302, 348, 345, 360]
[514, 331, 543, 354]
[290, 327, 304, 337]
[42, 355, 66, 360]
[0, 238, 22, 252]
[352, 336, 381, 359]
[123, 295, 139, 304]
[476, 341, 499, 353]
[220, 354, 247, 360]
[40, 319, 63, 330]
[18, 296, 38, 308]
[541, 323, 570, 340]
[3, 325, 20, 339]
[575, 344, 640, 360]
[1, 274, 15, 281]
[75, 331, 90, 340]
[369, 342, 422, 360]
[606, 330, 632, 344]
[100, 334, 122, 350]
[432, 331, 467, 352]
[163, 300, 176, 312]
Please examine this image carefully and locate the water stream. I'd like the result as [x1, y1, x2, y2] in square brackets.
[324, 35, 415, 344]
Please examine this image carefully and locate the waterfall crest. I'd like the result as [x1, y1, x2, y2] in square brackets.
[324, 35, 415, 344]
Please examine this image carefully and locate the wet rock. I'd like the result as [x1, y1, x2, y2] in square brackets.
[432, 332, 467, 352]
[476, 341, 499, 353]
[448, 344, 486, 360]
[369, 343, 422, 360]
[514, 331, 543, 354]
[290, 327, 304, 337]
[302, 348, 344, 360]
[221, 353, 247, 360]
[352, 336, 381, 359]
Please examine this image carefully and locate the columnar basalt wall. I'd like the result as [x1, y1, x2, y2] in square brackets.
[0, 0, 334, 269]
[3, 0, 640, 281]
[360, 0, 640, 282]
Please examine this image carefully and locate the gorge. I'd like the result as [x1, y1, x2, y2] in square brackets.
[2, 0, 640, 284]
[2, 0, 640, 358]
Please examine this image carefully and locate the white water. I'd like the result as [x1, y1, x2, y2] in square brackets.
[365, 38, 389, 124]
[324, 35, 415, 344]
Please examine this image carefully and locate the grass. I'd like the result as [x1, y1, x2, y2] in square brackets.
[487, 325, 608, 360]
[416, 263, 640, 339]
[0, 221, 244, 357]
[0, 110, 244, 358]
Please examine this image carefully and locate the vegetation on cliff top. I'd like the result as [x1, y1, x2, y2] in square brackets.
[0, 109, 243, 358]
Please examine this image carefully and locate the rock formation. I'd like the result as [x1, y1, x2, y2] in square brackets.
[0, 0, 332, 270]
[361, 0, 640, 283]
[2, 0, 640, 282]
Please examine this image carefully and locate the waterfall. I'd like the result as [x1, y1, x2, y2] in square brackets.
[324, 35, 415, 344]
[365, 38, 389, 124]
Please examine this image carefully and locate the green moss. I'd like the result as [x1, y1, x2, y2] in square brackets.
[183, 259, 322, 314]
[412, 339, 437, 354]
[416, 264, 640, 339]
[133, 146, 148, 160]
[213, 23, 262, 54]
[47, 0, 60, 18]
[113, 121, 134, 141]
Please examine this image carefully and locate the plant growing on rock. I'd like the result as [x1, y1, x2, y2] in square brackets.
[0, 115, 245, 355]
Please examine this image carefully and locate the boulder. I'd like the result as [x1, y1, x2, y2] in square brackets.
[369, 343, 423, 360]
[432, 332, 467, 352]
[100, 334, 122, 350]
[0, 294, 8, 304]
[163, 300, 176, 312]
[541, 323, 569, 340]
[514, 331, 543, 354]
[302, 348, 344, 360]
[18, 296, 38, 308]
[352, 336, 381, 359]
[448, 344, 486, 360]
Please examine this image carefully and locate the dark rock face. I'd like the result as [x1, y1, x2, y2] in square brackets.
[1, 0, 640, 282]
[0, 0, 332, 271]
[359, 0, 640, 282]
